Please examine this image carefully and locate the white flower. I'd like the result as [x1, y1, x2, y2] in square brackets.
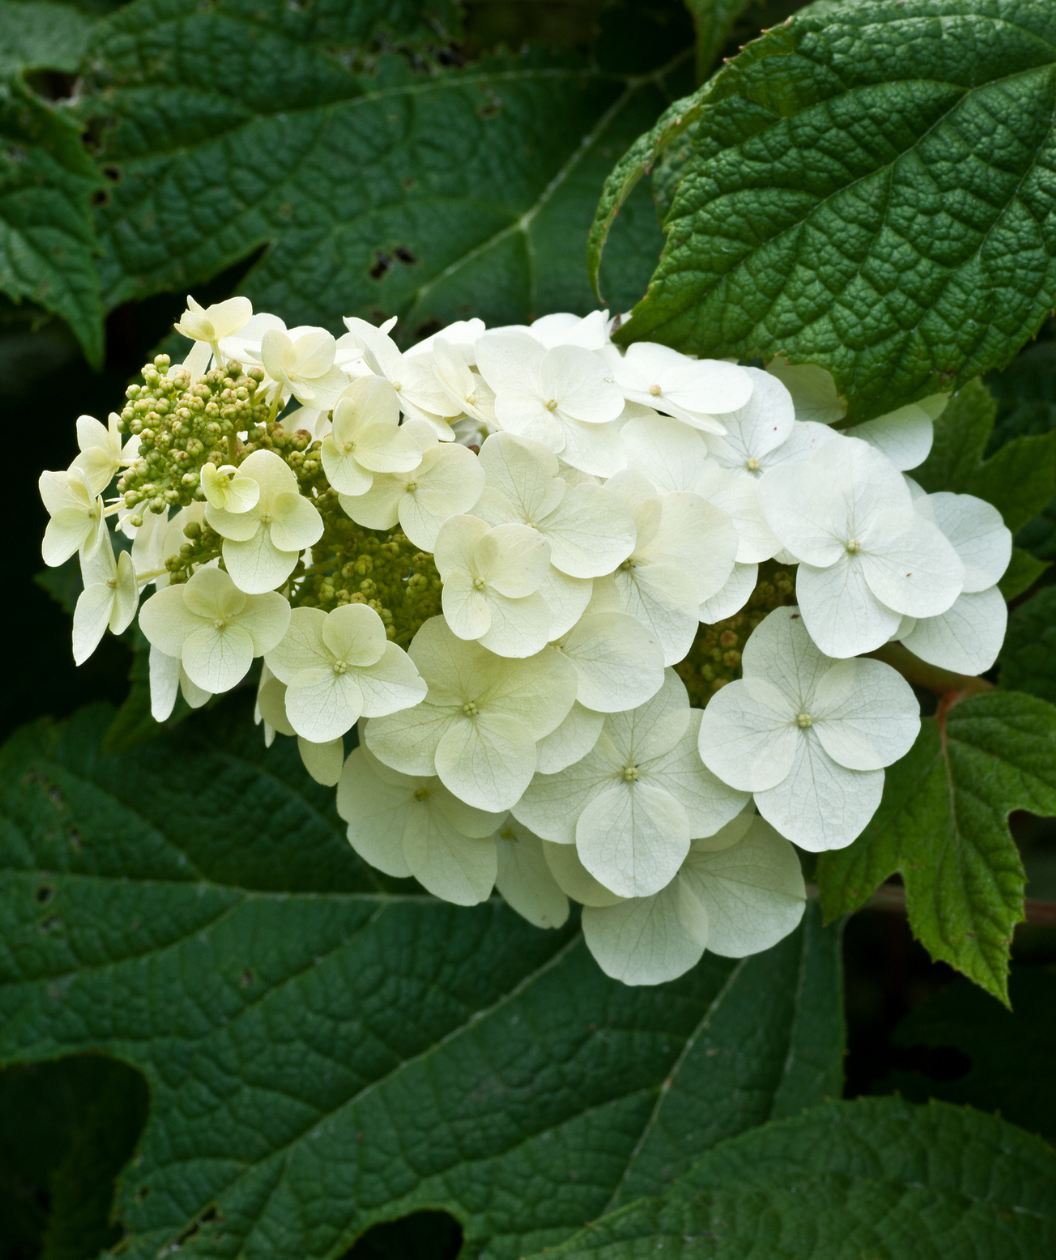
[541, 838, 623, 907]
[699, 562, 760, 624]
[340, 436, 485, 550]
[571, 814, 800, 977]
[604, 342, 752, 433]
[698, 607, 919, 850]
[704, 368, 835, 478]
[174, 295, 253, 349]
[549, 611, 665, 713]
[260, 326, 351, 412]
[71, 413, 138, 491]
[845, 396, 946, 472]
[896, 490, 1012, 674]
[320, 375, 421, 495]
[429, 336, 497, 426]
[364, 616, 577, 811]
[475, 330, 625, 475]
[528, 309, 611, 351]
[139, 566, 290, 693]
[200, 463, 260, 513]
[434, 515, 553, 657]
[581, 808, 806, 985]
[514, 670, 749, 898]
[475, 432, 636, 577]
[759, 437, 964, 657]
[493, 818, 570, 928]
[264, 603, 425, 742]
[344, 316, 461, 434]
[205, 449, 324, 593]
[39, 468, 106, 566]
[594, 471, 737, 665]
[765, 357, 845, 425]
[216, 311, 286, 365]
[337, 745, 504, 904]
[72, 534, 138, 664]
[407, 318, 487, 362]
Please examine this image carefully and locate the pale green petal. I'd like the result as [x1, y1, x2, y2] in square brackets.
[681, 818, 806, 957]
[407, 616, 503, 706]
[321, 440, 374, 496]
[265, 606, 328, 682]
[399, 443, 486, 549]
[237, 591, 292, 656]
[297, 735, 344, 786]
[138, 585, 205, 657]
[612, 561, 700, 666]
[537, 565, 592, 638]
[42, 509, 93, 566]
[239, 448, 298, 505]
[340, 475, 404, 531]
[482, 646, 577, 738]
[183, 566, 246, 619]
[696, 677, 799, 792]
[285, 667, 363, 741]
[558, 611, 664, 713]
[512, 736, 618, 843]
[148, 646, 180, 722]
[435, 512, 490, 576]
[223, 531, 299, 594]
[354, 423, 421, 473]
[335, 747, 415, 878]
[323, 602, 388, 667]
[179, 668, 212, 709]
[582, 879, 707, 985]
[645, 710, 751, 839]
[181, 622, 255, 693]
[478, 589, 552, 658]
[494, 822, 570, 928]
[355, 642, 428, 718]
[478, 431, 563, 521]
[603, 668, 690, 766]
[434, 712, 537, 811]
[363, 702, 455, 776]
[109, 551, 139, 634]
[268, 492, 323, 552]
[402, 809, 498, 906]
[441, 571, 493, 642]
[543, 482, 636, 577]
[257, 675, 296, 736]
[476, 523, 551, 598]
[576, 779, 690, 899]
[205, 502, 260, 542]
[535, 702, 604, 775]
[72, 583, 115, 665]
[542, 840, 623, 907]
[433, 787, 508, 838]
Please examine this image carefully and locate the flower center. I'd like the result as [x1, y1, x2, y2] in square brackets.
[214, 618, 227, 630]
[649, 384, 662, 397]
[392, 380, 403, 392]
[796, 712, 812, 729]
[621, 764, 639, 782]
[472, 576, 487, 591]
[343, 440, 355, 453]
[746, 456, 760, 472]
[846, 539, 861, 554]
[461, 701, 479, 717]
[413, 786, 430, 802]
[333, 660, 348, 674]
[543, 398, 558, 411]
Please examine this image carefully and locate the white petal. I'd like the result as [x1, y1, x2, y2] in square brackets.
[681, 817, 806, 957]
[149, 647, 181, 722]
[478, 430, 563, 520]
[285, 667, 363, 742]
[647, 710, 751, 838]
[478, 590, 552, 658]
[494, 822, 570, 928]
[535, 702, 605, 774]
[269, 492, 323, 553]
[811, 657, 920, 771]
[576, 779, 690, 899]
[297, 735, 344, 786]
[558, 611, 664, 712]
[72, 584, 115, 665]
[109, 551, 139, 634]
[741, 604, 835, 709]
[442, 571, 493, 642]
[859, 515, 964, 619]
[434, 712, 538, 811]
[512, 738, 616, 843]
[603, 668, 690, 766]
[138, 585, 205, 657]
[556, 415, 626, 477]
[237, 591, 292, 656]
[901, 587, 1008, 676]
[400, 443, 486, 549]
[612, 563, 700, 666]
[796, 555, 903, 658]
[222, 531, 299, 594]
[265, 606, 327, 682]
[355, 642, 428, 717]
[537, 566, 593, 639]
[477, 522, 551, 597]
[403, 808, 498, 905]
[542, 839, 624, 907]
[754, 732, 884, 851]
[847, 402, 934, 470]
[540, 482, 636, 577]
[582, 879, 708, 985]
[765, 357, 844, 425]
[699, 562, 758, 623]
[619, 413, 709, 494]
[181, 623, 254, 693]
[336, 748, 417, 879]
[363, 702, 456, 776]
[696, 677, 799, 792]
[340, 475, 403, 531]
[541, 344, 624, 423]
[927, 492, 1011, 593]
[482, 645, 577, 738]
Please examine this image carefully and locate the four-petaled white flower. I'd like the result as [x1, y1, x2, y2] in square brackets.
[260, 326, 351, 412]
[338, 744, 505, 905]
[39, 467, 106, 566]
[139, 566, 290, 693]
[759, 437, 965, 657]
[264, 603, 425, 742]
[514, 671, 749, 898]
[604, 342, 752, 433]
[200, 462, 260, 513]
[72, 413, 139, 491]
[72, 533, 139, 665]
[344, 316, 462, 435]
[205, 449, 324, 593]
[434, 515, 553, 657]
[580, 807, 806, 985]
[174, 294, 253, 353]
[476, 330, 625, 475]
[364, 616, 577, 811]
[698, 607, 920, 850]
[320, 374, 421, 496]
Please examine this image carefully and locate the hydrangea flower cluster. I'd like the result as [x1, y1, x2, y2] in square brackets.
[40, 299, 1012, 986]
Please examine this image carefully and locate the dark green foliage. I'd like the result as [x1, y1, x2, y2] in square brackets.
[1001, 588, 1056, 705]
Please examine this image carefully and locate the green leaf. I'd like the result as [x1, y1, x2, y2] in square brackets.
[0, 1, 96, 78]
[608, 0, 1056, 419]
[0, 81, 104, 365]
[683, 0, 753, 81]
[0, 1056, 148, 1260]
[1000, 587, 1056, 704]
[530, 1097, 1056, 1260]
[881, 968, 1056, 1145]
[0, 703, 844, 1260]
[78, 0, 681, 338]
[816, 690, 1056, 1004]
[998, 547, 1050, 601]
[915, 378, 1056, 534]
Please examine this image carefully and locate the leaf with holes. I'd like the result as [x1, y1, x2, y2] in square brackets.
[0, 81, 104, 365]
[74, 0, 686, 342]
[816, 690, 1056, 1005]
[530, 1097, 1056, 1260]
[0, 703, 843, 1260]
[602, 0, 1056, 419]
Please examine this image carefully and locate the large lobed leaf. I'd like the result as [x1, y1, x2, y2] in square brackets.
[73, 0, 683, 340]
[816, 691, 1056, 1005]
[531, 1097, 1056, 1259]
[603, 0, 1056, 418]
[0, 703, 844, 1260]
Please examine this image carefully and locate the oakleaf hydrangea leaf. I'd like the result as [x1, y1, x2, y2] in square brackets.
[607, 0, 1056, 418]
[1000, 588, 1056, 705]
[816, 690, 1056, 1005]
[531, 1098, 1056, 1260]
[0, 1, 95, 78]
[0, 704, 843, 1260]
[77, 0, 679, 338]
